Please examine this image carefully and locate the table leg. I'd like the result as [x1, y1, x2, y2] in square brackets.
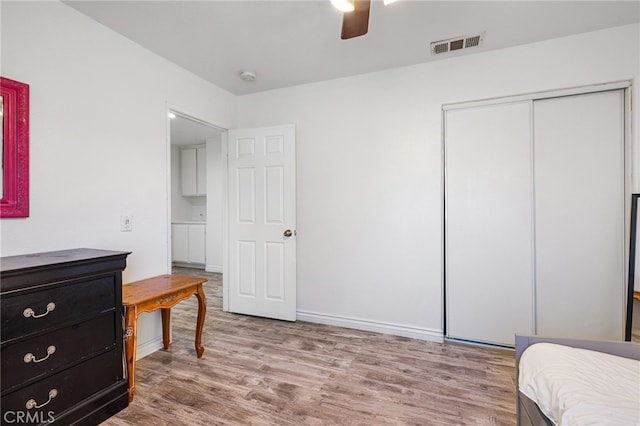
[194, 284, 207, 358]
[124, 306, 137, 402]
[161, 308, 171, 350]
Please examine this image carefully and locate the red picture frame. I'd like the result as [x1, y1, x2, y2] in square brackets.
[1, 77, 29, 218]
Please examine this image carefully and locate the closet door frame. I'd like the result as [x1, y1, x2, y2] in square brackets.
[442, 80, 633, 346]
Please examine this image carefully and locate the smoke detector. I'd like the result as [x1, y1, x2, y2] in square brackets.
[431, 32, 485, 56]
[239, 71, 257, 82]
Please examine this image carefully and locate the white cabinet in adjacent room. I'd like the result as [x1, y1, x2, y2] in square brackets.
[188, 224, 206, 264]
[172, 223, 206, 267]
[180, 146, 207, 196]
[172, 224, 190, 263]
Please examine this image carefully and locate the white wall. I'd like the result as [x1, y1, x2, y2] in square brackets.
[1, 1, 236, 356]
[237, 24, 640, 341]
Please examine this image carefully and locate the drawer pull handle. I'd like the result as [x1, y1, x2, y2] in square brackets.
[23, 302, 56, 319]
[25, 389, 58, 410]
[24, 345, 56, 363]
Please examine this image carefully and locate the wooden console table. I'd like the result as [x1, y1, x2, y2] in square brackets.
[122, 275, 207, 402]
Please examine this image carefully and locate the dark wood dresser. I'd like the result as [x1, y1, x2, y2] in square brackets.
[1, 249, 131, 425]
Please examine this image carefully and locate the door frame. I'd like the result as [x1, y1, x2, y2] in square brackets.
[165, 106, 228, 275]
[221, 131, 229, 311]
[441, 80, 633, 343]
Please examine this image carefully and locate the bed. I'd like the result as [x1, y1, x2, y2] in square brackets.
[515, 335, 640, 426]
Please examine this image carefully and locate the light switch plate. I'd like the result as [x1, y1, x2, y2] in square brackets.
[121, 215, 132, 232]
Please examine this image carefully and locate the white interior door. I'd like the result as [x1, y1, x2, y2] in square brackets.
[445, 102, 534, 346]
[534, 90, 625, 340]
[226, 125, 296, 321]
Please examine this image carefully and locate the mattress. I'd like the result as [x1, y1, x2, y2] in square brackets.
[518, 343, 640, 426]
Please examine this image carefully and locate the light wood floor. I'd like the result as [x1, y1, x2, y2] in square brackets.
[103, 268, 519, 425]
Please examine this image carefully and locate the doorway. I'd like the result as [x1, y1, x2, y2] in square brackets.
[169, 111, 225, 273]
[168, 116, 299, 320]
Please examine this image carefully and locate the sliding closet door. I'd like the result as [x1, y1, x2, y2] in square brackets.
[445, 102, 534, 346]
[534, 90, 625, 340]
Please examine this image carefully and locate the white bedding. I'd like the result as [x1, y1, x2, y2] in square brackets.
[518, 343, 640, 426]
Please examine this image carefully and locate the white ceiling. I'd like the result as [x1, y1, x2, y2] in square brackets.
[65, 1, 639, 96]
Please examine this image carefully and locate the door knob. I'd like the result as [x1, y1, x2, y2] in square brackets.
[284, 229, 293, 238]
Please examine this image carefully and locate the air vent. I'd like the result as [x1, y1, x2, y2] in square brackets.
[465, 35, 482, 48]
[450, 39, 464, 51]
[433, 42, 449, 55]
[430, 32, 485, 56]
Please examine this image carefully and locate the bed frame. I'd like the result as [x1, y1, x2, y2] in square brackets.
[515, 335, 640, 426]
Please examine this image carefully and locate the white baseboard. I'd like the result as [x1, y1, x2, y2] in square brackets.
[172, 261, 205, 269]
[136, 336, 164, 361]
[205, 265, 223, 273]
[296, 310, 444, 343]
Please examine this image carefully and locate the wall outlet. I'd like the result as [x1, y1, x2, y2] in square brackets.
[121, 215, 132, 232]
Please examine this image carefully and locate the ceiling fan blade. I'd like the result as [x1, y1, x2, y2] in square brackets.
[341, 0, 370, 39]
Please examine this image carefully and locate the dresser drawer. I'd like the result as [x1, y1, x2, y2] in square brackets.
[1, 313, 118, 395]
[1, 276, 116, 343]
[1, 350, 122, 425]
